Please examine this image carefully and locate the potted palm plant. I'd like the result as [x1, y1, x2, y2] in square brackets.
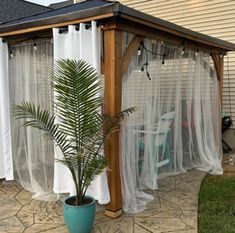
[14, 59, 134, 233]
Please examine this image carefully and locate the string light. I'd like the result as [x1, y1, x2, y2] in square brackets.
[138, 46, 141, 56]
[146, 71, 150, 80]
[162, 54, 166, 65]
[33, 41, 37, 51]
[140, 41, 164, 58]
[9, 50, 14, 58]
[181, 47, 185, 55]
[140, 62, 151, 80]
[139, 41, 199, 80]
[139, 41, 167, 80]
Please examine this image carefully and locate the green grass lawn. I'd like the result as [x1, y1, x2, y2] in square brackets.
[198, 174, 235, 233]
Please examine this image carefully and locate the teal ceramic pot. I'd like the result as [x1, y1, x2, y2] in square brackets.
[64, 195, 96, 233]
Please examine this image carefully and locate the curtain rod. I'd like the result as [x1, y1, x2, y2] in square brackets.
[3, 36, 52, 46]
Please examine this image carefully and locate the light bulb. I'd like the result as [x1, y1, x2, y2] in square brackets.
[34, 42, 37, 51]
[9, 51, 14, 58]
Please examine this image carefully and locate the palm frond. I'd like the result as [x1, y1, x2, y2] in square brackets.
[53, 59, 102, 147]
[14, 101, 71, 156]
[102, 107, 136, 140]
[14, 59, 134, 205]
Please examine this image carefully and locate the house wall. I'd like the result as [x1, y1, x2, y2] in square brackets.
[120, 0, 235, 150]
[120, 0, 235, 126]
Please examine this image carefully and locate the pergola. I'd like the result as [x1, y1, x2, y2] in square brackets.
[0, 0, 234, 218]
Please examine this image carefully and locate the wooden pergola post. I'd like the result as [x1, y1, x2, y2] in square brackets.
[212, 53, 225, 154]
[102, 29, 146, 218]
[103, 28, 123, 218]
[212, 54, 224, 104]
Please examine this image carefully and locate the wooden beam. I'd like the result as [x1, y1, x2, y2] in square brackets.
[212, 54, 224, 103]
[103, 28, 123, 218]
[121, 14, 233, 52]
[103, 20, 227, 55]
[122, 35, 144, 76]
[0, 13, 114, 37]
[103, 20, 183, 47]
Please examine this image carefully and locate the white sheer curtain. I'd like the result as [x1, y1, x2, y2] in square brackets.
[0, 39, 13, 180]
[53, 22, 110, 204]
[121, 38, 222, 213]
[9, 40, 55, 200]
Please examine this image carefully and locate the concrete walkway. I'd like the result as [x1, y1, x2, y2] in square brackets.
[0, 169, 206, 233]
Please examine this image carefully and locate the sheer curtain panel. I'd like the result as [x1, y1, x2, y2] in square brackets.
[53, 22, 110, 204]
[9, 40, 55, 200]
[0, 39, 13, 180]
[121, 38, 223, 213]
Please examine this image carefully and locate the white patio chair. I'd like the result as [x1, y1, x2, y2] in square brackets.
[137, 111, 175, 175]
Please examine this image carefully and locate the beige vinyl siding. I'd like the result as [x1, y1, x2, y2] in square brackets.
[120, 0, 235, 122]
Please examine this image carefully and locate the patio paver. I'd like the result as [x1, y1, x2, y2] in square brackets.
[0, 169, 206, 233]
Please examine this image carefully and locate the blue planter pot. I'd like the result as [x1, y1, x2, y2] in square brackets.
[64, 195, 96, 233]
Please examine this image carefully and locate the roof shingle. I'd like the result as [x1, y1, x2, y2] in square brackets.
[0, 0, 112, 26]
[50, 0, 74, 9]
[0, 0, 50, 23]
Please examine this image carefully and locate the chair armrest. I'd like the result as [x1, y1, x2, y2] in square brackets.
[131, 129, 170, 135]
